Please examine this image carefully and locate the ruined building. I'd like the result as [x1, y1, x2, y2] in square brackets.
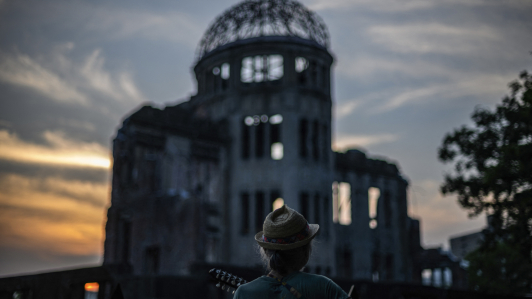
[104, 0, 422, 282]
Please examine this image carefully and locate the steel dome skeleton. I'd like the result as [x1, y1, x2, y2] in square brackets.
[196, 0, 329, 60]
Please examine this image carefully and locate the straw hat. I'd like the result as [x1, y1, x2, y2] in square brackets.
[255, 205, 319, 250]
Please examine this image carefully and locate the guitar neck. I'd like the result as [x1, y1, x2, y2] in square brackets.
[209, 268, 249, 295]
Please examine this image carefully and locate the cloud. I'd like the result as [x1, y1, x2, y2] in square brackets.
[333, 133, 399, 151]
[0, 51, 88, 105]
[307, 0, 485, 12]
[335, 100, 362, 119]
[81, 49, 144, 103]
[374, 73, 511, 112]
[0, 48, 145, 110]
[0, 130, 111, 169]
[0, 174, 108, 256]
[367, 23, 500, 55]
[83, 6, 203, 48]
[408, 179, 486, 248]
[308, 0, 433, 12]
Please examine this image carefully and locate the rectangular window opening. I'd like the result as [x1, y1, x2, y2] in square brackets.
[299, 192, 309, 219]
[241, 193, 250, 235]
[242, 121, 250, 159]
[255, 191, 265, 232]
[368, 187, 380, 220]
[255, 123, 264, 158]
[338, 182, 351, 225]
[144, 246, 160, 275]
[270, 190, 283, 211]
[312, 120, 319, 161]
[299, 119, 308, 158]
[314, 193, 320, 224]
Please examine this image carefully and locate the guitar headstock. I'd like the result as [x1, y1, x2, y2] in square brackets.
[208, 268, 248, 294]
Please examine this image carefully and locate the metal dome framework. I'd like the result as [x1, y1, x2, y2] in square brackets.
[197, 0, 329, 60]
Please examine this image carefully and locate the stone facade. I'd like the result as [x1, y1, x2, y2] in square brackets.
[104, 0, 421, 282]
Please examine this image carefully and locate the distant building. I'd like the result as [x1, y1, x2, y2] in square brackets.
[450, 231, 483, 260]
[103, 0, 421, 282]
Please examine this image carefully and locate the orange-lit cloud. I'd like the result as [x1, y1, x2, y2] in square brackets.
[0, 174, 109, 256]
[0, 130, 110, 169]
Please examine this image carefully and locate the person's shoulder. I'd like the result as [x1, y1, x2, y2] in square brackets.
[290, 272, 349, 299]
[293, 272, 333, 283]
[234, 276, 271, 298]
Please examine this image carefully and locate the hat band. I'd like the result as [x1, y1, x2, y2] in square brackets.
[262, 223, 310, 245]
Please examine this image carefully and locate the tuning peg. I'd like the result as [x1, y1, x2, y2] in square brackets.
[216, 269, 221, 279]
[231, 277, 236, 285]
[221, 284, 226, 290]
[227, 287, 231, 292]
[216, 282, 221, 288]
[232, 289, 236, 294]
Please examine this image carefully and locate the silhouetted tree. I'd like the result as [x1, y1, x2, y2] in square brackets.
[466, 242, 532, 295]
[439, 70, 532, 295]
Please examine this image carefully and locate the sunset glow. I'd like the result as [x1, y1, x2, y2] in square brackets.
[0, 130, 110, 169]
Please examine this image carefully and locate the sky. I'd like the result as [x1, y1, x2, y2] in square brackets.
[0, 0, 531, 277]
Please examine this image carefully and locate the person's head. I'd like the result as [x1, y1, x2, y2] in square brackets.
[255, 205, 319, 275]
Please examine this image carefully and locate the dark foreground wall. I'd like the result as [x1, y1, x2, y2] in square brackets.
[0, 265, 524, 299]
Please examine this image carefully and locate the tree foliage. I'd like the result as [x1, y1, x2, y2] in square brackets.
[466, 242, 532, 295]
[439, 70, 532, 294]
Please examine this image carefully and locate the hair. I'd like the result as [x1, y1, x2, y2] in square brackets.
[259, 241, 313, 276]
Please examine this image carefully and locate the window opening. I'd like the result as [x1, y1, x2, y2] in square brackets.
[338, 182, 351, 225]
[271, 143, 283, 160]
[241, 55, 284, 82]
[244, 116, 254, 126]
[268, 55, 283, 80]
[241, 192, 250, 235]
[84, 283, 99, 299]
[145, 246, 160, 275]
[241, 120, 251, 159]
[368, 187, 380, 228]
[295, 57, 308, 72]
[343, 249, 352, 277]
[383, 191, 392, 228]
[323, 196, 329, 238]
[321, 65, 327, 88]
[322, 124, 328, 162]
[444, 268, 453, 288]
[314, 193, 320, 224]
[253, 115, 260, 125]
[312, 120, 319, 161]
[332, 182, 339, 223]
[310, 61, 318, 86]
[122, 220, 131, 263]
[255, 121, 264, 158]
[255, 191, 265, 232]
[221, 63, 230, 79]
[299, 192, 309, 219]
[372, 252, 380, 282]
[299, 119, 308, 158]
[433, 268, 443, 287]
[271, 191, 283, 211]
[422, 269, 432, 286]
[269, 114, 283, 124]
[270, 121, 282, 160]
[385, 254, 394, 280]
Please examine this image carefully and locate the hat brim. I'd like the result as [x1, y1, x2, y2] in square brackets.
[255, 224, 320, 250]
